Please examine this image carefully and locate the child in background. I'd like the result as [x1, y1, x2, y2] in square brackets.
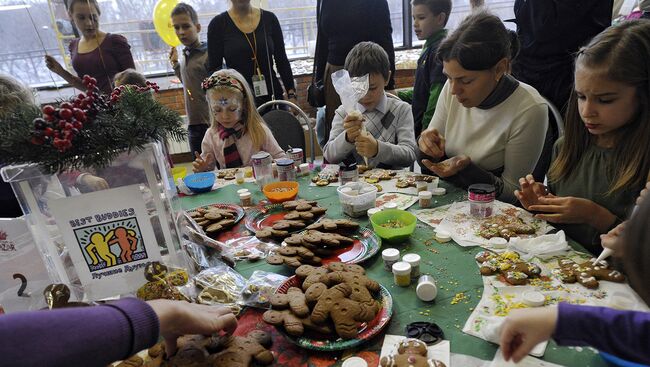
[192, 69, 286, 172]
[170, 3, 211, 155]
[499, 188, 650, 365]
[323, 42, 417, 169]
[515, 21, 650, 255]
[398, 0, 451, 140]
[113, 68, 147, 88]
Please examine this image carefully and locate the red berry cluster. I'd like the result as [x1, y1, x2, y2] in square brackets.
[31, 75, 108, 152]
[109, 81, 160, 104]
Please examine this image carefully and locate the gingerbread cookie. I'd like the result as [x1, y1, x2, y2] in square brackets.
[270, 287, 310, 317]
[556, 258, 625, 289]
[474, 251, 541, 286]
[272, 220, 307, 231]
[380, 338, 446, 367]
[305, 282, 376, 339]
[262, 309, 333, 336]
[282, 200, 317, 211]
[320, 270, 381, 312]
[137, 262, 189, 301]
[255, 228, 290, 240]
[306, 219, 359, 232]
[295, 265, 331, 291]
[477, 215, 535, 240]
[210, 330, 274, 367]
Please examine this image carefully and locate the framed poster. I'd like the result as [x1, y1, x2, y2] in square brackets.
[49, 185, 162, 300]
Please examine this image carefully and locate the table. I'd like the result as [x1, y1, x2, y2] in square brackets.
[181, 176, 608, 367]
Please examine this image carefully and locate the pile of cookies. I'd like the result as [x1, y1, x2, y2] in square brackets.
[265, 219, 360, 267]
[254, 200, 328, 242]
[216, 168, 240, 180]
[311, 171, 339, 186]
[364, 169, 395, 184]
[190, 206, 240, 237]
[263, 262, 382, 339]
[477, 214, 536, 240]
[114, 331, 274, 367]
[475, 250, 542, 285]
[136, 262, 189, 301]
[555, 258, 625, 289]
[395, 174, 436, 188]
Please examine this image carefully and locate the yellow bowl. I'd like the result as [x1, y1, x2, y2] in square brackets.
[263, 181, 299, 203]
[172, 166, 187, 182]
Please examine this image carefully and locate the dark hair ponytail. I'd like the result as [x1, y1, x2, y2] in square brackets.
[437, 10, 511, 70]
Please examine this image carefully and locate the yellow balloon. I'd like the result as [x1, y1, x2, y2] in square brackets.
[153, 0, 181, 48]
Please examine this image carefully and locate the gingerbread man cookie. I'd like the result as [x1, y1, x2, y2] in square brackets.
[380, 338, 446, 367]
[556, 258, 625, 289]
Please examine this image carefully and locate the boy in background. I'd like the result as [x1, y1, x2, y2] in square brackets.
[170, 3, 210, 155]
[399, 0, 451, 140]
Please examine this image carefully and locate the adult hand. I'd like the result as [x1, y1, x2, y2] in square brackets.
[500, 307, 558, 363]
[418, 128, 445, 160]
[355, 132, 378, 158]
[45, 55, 65, 75]
[80, 174, 109, 191]
[169, 47, 179, 67]
[600, 221, 626, 257]
[192, 151, 211, 173]
[514, 174, 548, 210]
[147, 300, 237, 357]
[343, 114, 363, 143]
[421, 155, 470, 177]
[528, 196, 597, 224]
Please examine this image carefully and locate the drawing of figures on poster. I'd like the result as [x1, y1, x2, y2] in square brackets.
[49, 185, 162, 300]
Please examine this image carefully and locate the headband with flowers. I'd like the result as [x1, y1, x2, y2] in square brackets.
[201, 73, 246, 93]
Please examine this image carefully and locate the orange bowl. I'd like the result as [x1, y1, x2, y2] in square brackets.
[262, 181, 299, 203]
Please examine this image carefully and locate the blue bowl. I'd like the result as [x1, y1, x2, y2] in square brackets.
[183, 172, 215, 193]
[600, 352, 648, 367]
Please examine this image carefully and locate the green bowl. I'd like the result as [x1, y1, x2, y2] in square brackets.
[370, 209, 417, 243]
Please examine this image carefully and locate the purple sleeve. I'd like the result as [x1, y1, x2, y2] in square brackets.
[110, 34, 136, 71]
[0, 297, 159, 367]
[553, 302, 650, 365]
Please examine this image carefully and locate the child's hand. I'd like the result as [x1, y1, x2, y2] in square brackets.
[515, 174, 548, 209]
[355, 133, 378, 158]
[418, 128, 445, 159]
[45, 55, 64, 74]
[192, 151, 211, 172]
[600, 221, 626, 257]
[169, 47, 178, 67]
[80, 174, 109, 191]
[343, 114, 363, 143]
[421, 155, 470, 177]
[499, 307, 558, 363]
[636, 181, 650, 206]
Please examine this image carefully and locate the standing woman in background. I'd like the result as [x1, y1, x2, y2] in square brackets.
[207, 0, 296, 108]
[314, 0, 396, 143]
[45, 0, 135, 94]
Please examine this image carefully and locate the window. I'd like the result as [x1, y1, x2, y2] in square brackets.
[1, 0, 525, 88]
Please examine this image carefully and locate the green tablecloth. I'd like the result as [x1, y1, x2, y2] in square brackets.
[181, 177, 607, 367]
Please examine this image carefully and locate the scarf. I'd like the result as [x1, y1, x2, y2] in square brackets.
[477, 74, 520, 110]
[217, 123, 244, 168]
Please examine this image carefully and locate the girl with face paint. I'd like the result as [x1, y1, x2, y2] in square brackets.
[192, 69, 287, 172]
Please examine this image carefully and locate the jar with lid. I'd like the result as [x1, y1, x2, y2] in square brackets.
[416, 275, 437, 301]
[402, 253, 421, 280]
[382, 248, 400, 272]
[339, 161, 359, 185]
[276, 158, 296, 182]
[251, 151, 273, 188]
[468, 183, 496, 218]
[392, 261, 412, 287]
[418, 191, 432, 208]
[239, 192, 252, 206]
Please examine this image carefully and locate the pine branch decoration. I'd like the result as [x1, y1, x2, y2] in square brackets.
[0, 78, 186, 174]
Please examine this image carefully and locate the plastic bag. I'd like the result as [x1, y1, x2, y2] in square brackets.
[241, 270, 288, 309]
[223, 236, 277, 261]
[332, 70, 369, 114]
[194, 265, 246, 315]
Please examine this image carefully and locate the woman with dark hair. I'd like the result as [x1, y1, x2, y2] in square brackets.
[207, 0, 296, 108]
[418, 11, 549, 203]
[45, 0, 135, 94]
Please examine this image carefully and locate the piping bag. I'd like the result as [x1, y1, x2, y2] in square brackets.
[332, 70, 369, 165]
[593, 204, 639, 265]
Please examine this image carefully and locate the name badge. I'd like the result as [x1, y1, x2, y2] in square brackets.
[252, 74, 269, 97]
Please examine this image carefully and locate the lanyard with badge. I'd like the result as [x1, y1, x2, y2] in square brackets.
[243, 27, 269, 97]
